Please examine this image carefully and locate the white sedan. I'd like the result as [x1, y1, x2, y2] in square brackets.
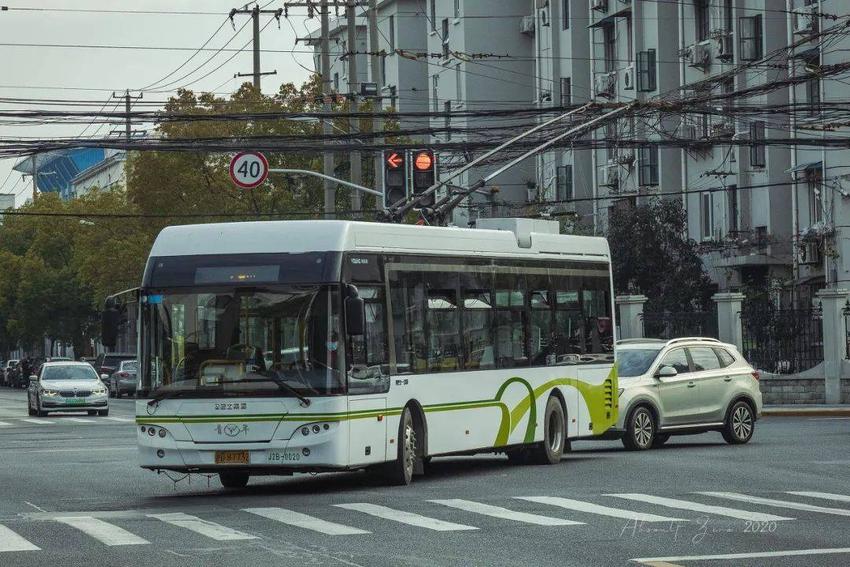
[27, 361, 109, 417]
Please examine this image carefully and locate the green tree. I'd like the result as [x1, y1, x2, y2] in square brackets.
[608, 199, 715, 312]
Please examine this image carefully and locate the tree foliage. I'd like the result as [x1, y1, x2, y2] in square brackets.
[608, 199, 715, 312]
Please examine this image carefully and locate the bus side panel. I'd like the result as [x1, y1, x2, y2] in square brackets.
[348, 398, 387, 466]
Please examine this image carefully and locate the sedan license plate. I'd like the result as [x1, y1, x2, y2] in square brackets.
[66, 398, 86, 405]
[215, 451, 249, 465]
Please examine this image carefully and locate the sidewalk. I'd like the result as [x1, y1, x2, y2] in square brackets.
[763, 404, 850, 417]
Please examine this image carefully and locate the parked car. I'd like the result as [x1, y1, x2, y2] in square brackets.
[606, 337, 762, 450]
[94, 352, 135, 379]
[10, 360, 30, 388]
[27, 361, 108, 417]
[106, 359, 138, 398]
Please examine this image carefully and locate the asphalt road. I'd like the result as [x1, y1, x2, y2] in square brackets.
[1, 387, 849, 567]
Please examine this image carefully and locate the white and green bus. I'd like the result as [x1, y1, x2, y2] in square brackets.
[124, 218, 617, 488]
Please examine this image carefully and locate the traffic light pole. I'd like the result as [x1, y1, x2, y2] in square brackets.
[269, 169, 383, 197]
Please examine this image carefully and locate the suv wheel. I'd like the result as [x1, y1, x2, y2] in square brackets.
[622, 406, 656, 451]
[722, 401, 755, 444]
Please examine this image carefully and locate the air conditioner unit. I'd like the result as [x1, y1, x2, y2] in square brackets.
[594, 71, 616, 99]
[591, 0, 608, 13]
[622, 64, 635, 90]
[715, 34, 733, 62]
[800, 241, 822, 265]
[688, 41, 711, 68]
[520, 15, 535, 35]
[601, 164, 619, 187]
[794, 7, 816, 35]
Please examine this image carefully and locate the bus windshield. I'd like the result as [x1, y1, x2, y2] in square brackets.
[141, 285, 344, 399]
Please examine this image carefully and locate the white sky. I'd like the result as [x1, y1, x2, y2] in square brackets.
[0, 0, 315, 205]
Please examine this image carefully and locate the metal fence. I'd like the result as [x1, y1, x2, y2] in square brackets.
[741, 305, 823, 374]
[640, 310, 718, 340]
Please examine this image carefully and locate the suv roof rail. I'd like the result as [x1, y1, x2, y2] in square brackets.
[665, 337, 722, 346]
[616, 339, 666, 345]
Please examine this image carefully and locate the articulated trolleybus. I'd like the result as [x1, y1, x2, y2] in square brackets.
[130, 218, 617, 488]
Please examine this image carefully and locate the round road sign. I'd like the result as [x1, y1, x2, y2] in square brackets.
[229, 151, 269, 189]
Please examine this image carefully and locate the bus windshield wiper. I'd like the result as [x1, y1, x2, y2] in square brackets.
[229, 375, 312, 407]
[146, 389, 189, 407]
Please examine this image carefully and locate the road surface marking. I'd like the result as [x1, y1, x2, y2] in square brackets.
[334, 503, 478, 531]
[429, 499, 583, 526]
[19, 419, 52, 425]
[244, 507, 370, 536]
[55, 516, 149, 546]
[147, 513, 258, 541]
[23, 502, 46, 513]
[0, 421, 10, 427]
[632, 547, 850, 564]
[787, 491, 850, 504]
[102, 417, 135, 422]
[516, 497, 686, 522]
[698, 492, 850, 517]
[0, 524, 39, 552]
[64, 418, 96, 423]
[610, 494, 794, 522]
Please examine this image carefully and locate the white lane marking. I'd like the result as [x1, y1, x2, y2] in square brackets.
[334, 503, 478, 531]
[147, 513, 258, 541]
[23, 502, 47, 513]
[19, 419, 53, 425]
[787, 491, 850, 504]
[632, 547, 850, 564]
[610, 494, 794, 522]
[103, 417, 135, 422]
[699, 492, 850, 517]
[0, 421, 10, 427]
[244, 507, 370, 536]
[55, 516, 149, 546]
[429, 499, 583, 526]
[516, 497, 686, 523]
[0, 524, 40, 552]
[64, 418, 96, 423]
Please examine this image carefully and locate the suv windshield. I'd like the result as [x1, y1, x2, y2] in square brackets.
[141, 285, 344, 399]
[42, 365, 98, 381]
[618, 348, 662, 377]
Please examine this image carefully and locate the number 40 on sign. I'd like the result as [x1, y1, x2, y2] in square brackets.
[229, 151, 269, 189]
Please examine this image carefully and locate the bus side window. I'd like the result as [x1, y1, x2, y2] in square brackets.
[494, 272, 528, 368]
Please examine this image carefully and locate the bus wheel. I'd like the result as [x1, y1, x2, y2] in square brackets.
[219, 471, 250, 489]
[382, 407, 416, 485]
[530, 396, 566, 465]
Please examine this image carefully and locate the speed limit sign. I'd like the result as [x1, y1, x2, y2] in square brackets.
[229, 151, 269, 189]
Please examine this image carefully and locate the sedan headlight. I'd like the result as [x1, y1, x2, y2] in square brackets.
[41, 389, 60, 397]
[91, 387, 107, 396]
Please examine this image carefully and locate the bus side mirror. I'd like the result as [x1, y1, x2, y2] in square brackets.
[101, 308, 120, 349]
[345, 285, 365, 336]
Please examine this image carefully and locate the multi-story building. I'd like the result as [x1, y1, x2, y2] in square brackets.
[12, 148, 126, 201]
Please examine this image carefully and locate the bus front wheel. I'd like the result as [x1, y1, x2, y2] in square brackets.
[382, 407, 416, 485]
[219, 471, 250, 489]
[530, 396, 566, 465]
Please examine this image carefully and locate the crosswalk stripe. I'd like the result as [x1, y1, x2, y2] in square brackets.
[0, 421, 10, 427]
[335, 503, 478, 531]
[699, 492, 850, 517]
[64, 418, 96, 423]
[0, 524, 39, 552]
[103, 417, 135, 422]
[610, 494, 794, 522]
[147, 513, 258, 541]
[55, 516, 149, 546]
[244, 507, 370, 536]
[430, 499, 583, 526]
[19, 419, 52, 425]
[516, 497, 686, 522]
[788, 491, 850, 504]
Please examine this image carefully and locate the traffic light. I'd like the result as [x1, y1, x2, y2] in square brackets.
[383, 150, 408, 208]
[411, 150, 436, 208]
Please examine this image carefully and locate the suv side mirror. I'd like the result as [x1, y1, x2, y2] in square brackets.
[655, 366, 678, 379]
[344, 285, 365, 336]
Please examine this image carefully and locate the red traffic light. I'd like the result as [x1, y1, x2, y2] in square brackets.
[386, 152, 404, 169]
[413, 151, 434, 171]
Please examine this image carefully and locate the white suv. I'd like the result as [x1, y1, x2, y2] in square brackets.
[608, 338, 762, 450]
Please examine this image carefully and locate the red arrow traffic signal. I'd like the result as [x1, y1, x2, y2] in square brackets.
[386, 152, 404, 169]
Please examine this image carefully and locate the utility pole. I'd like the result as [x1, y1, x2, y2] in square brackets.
[112, 90, 143, 142]
[229, 4, 282, 91]
[368, 0, 383, 204]
[321, 0, 335, 217]
[347, 1, 362, 215]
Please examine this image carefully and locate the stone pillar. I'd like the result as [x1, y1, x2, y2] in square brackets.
[616, 295, 648, 340]
[713, 292, 745, 352]
[816, 288, 849, 404]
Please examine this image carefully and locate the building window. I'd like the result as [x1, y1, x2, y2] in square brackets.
[432, 74, 439, 112]
[454, 0, 460, 19]
[638, 145, 658, 186]
[603, 23, 616, 72]
[807, 167, 823, 224]
[388, 15, 395, 50]
[445, 100, 452, 141]
[381, 55, 387, 87]
[442, 18, 450, 59]
[727, 184, 739, 233]
[333, 73, 339, 92]
[455, 64, 462, 102]
[749, 121, 766, 167]
[556, 165, 573, 201]
[636, 49, 656, 92]
[723, 0, 733, 33]
[430, 0, 436, 31]
[695, 0, 710, 42]
[701, 192, 713, 240]
[560, 77, 571, 106]
[804, 52, 821, 115]
[739, 15, 763, 61]
[388, 85, 397, 109]
[562, 0, 570, 30]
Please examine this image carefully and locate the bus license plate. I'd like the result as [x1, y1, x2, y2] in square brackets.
[215, 451, 249, 465]
[267, 450, 301, 463]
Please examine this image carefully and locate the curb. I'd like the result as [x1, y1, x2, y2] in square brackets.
[763, 407, 850, 417]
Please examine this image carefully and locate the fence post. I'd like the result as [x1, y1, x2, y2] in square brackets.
[816, 288, 848, 404]
[616, 295, 648, 340]
[713, 292, 745, 351]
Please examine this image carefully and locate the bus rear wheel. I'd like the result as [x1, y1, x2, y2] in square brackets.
[382, 407, 416, 485]
[530, 396, 566, 465]
[219, 471, 250, 489]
